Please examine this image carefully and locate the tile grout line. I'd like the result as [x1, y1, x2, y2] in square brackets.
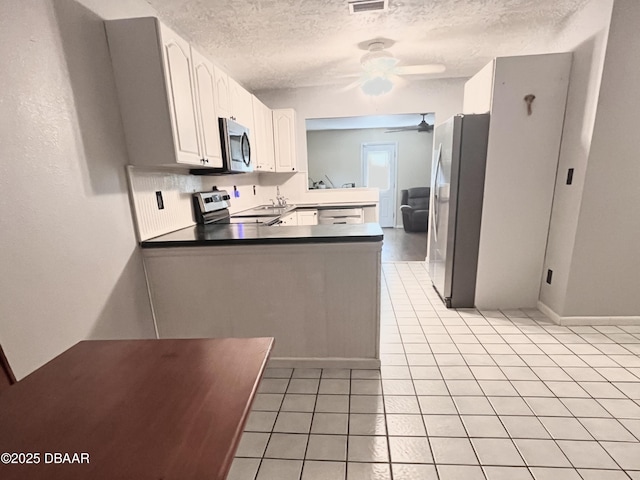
[239, 261, 640, 479]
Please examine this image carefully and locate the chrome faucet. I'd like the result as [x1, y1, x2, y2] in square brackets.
[275, 186, 287, 207]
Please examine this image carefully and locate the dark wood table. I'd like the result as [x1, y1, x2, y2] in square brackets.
[0, 338, 273, 479]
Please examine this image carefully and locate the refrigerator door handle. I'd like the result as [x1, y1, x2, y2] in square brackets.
[431, 144, 443, 244]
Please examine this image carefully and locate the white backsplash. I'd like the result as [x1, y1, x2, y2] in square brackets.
[127, 167, 276, 241]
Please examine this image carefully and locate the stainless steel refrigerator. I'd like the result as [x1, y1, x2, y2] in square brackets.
[428, 114, 490, 308]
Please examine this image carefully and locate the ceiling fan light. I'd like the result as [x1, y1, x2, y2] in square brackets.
[361, 76, 394, 96]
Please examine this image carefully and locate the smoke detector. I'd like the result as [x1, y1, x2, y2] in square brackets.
[348, 0, 388, 14]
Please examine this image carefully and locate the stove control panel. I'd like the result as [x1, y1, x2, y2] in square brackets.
[195, 190, 230, 214]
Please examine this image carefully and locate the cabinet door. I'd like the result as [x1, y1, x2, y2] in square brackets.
[262, 103, 276, 171]
[297, 210, 318, 225]
[279, 212, 297, 226]
[159, 24, 202, 165]
[191, 48, 223, 168]
[229, 79, 253, 125]
[214, 65, 231, 119]
[273, 109, 297, 172]
[251, 96, 264, 170]
[227, 77, 243, 122]
[252, 96, 275, 172]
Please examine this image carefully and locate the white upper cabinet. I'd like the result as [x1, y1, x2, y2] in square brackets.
[216, 72, 253, 126]
[463, 60, 495, 114]
[228, 77, 254, 127]
[216, 71, 255, 147]
[213, 65, 231, 119]
[191, 48, 223, 168]
[252, 96, 275, 172]
[106, 17, 218, 168]
[106, 16, 292, 173]
[273, 108, 298, 172]
[159, 24, 201, 165]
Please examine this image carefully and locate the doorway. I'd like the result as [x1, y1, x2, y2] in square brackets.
[362, 142, 397, 228]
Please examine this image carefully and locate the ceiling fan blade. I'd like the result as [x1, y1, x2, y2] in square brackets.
[395, 64, 446, 75]
[384, 126, 421, 133]
[337, 79, 364, 93]
[335, 72, 364, 79]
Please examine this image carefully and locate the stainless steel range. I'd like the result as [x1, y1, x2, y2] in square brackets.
[192, 190, 280, 225]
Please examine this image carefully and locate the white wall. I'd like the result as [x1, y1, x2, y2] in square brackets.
[538, 0, 614, 315]
[256, 78, 465, 205]
[307, 128, 433, 227]
[561, 0, 640, 317]
[0, 0, 159, 379]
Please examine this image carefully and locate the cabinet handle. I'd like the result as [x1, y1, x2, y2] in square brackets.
[292, 167, 295, 171]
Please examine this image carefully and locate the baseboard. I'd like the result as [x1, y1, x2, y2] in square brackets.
[537, 301, 640, 326]
[268, 357, 381, 369]
[537, 301, 562, 324]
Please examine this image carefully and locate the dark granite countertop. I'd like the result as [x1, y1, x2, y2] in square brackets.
[141, 223, 384, 248]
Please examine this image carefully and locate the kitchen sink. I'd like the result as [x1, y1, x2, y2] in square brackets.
[233, 205, 294, 217]
[255, 205, 289, 210]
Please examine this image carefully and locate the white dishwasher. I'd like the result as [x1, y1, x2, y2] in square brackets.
[318, 208, 364, 225]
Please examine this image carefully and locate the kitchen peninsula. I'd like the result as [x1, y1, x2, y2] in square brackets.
[141, 221, 383, 369]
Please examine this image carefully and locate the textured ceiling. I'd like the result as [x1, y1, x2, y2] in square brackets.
[146, 0, 589, 91]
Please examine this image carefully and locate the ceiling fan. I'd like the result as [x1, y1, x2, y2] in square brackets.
[343, 39, 446, 96]
[385, 114, 433, 133]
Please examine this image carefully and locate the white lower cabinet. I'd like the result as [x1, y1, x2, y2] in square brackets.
[297, 210, 318, 226]
[278, 212, 297, 226]
[318, 208, 364, 225]
[142, 242, 382, 366]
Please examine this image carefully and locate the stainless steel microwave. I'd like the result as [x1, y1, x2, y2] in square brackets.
[219, 118, 252, 173]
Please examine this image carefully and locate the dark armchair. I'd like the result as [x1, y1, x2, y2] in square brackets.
[400, 187, 430, 233]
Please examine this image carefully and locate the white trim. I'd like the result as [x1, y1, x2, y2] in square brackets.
[142, 257, 160, 340]
[537, 301, 562, 324]
[537, 301, 640, 326]
[268, 357, 381, 369]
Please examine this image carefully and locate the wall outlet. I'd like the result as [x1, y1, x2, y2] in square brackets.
[155, 191, 164, 210]
[566, 168, 574, 185]
[546, 269, 553, 284]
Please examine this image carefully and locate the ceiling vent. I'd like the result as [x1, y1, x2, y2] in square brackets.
[349, 0, 388, 14]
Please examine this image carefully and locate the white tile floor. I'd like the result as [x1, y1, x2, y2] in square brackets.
[229, 262, 640, 480]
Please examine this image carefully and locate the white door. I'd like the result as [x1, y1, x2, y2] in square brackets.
[362, 143, 397, 227]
